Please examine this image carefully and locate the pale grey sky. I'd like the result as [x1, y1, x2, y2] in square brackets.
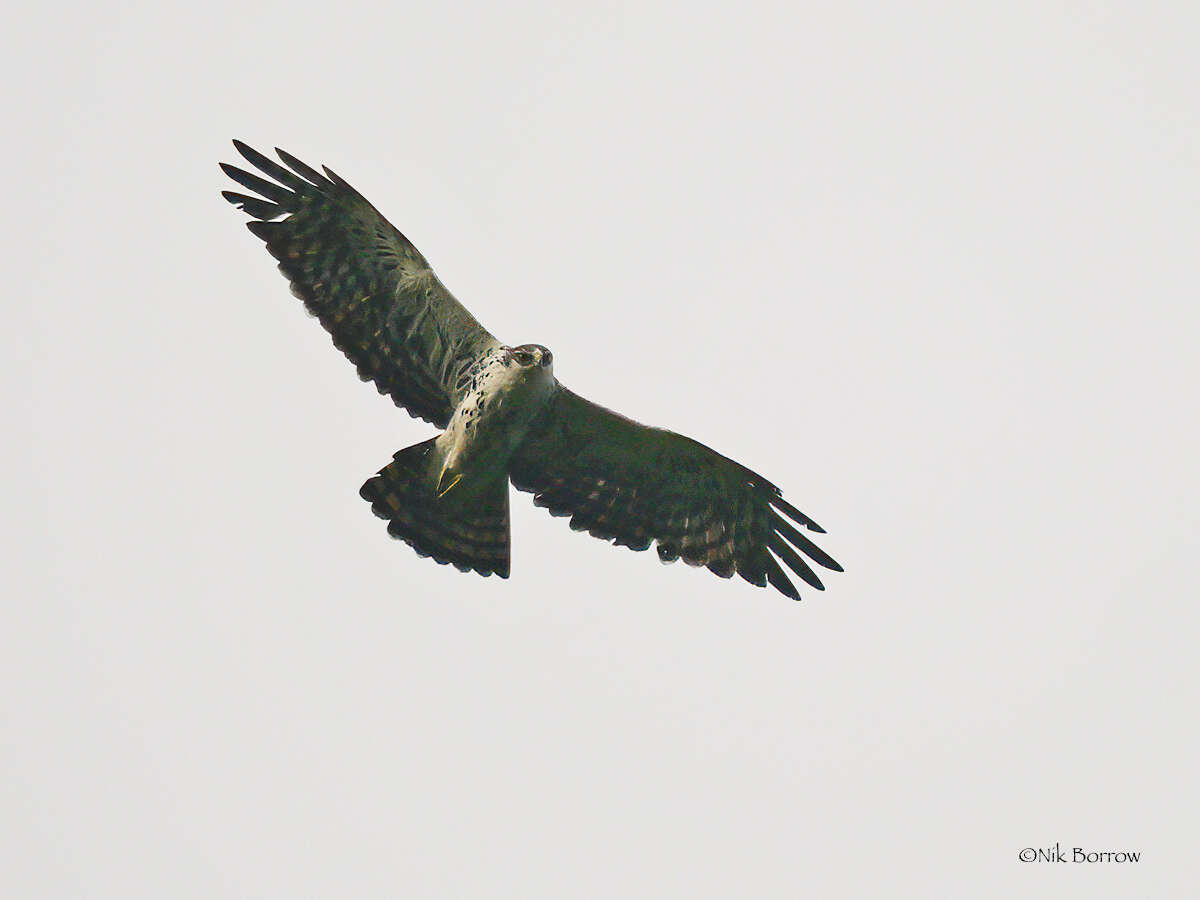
[5, 1, 1198, 897]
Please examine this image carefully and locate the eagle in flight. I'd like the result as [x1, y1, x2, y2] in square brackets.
[221, 141, 842, 600]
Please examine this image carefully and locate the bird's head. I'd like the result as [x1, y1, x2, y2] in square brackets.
[503, 344, 554, 373]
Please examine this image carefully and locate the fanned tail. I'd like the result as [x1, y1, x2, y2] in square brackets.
[359, 439, 511, 577]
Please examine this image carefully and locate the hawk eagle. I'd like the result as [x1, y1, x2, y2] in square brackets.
[221, 141, 842, 600]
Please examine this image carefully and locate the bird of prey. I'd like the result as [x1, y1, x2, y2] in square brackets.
[221, 140, 842, 600]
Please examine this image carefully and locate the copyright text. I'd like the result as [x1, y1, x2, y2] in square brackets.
[1018, 843, 1140, 864]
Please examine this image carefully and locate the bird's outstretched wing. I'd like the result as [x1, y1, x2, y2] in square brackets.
[221, 140, 501, 427]
[509, 388, 842, 600]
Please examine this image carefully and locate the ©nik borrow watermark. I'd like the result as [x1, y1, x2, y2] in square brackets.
[1018, 843, 1141, 863]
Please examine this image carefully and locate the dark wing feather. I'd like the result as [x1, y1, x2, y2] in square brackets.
[221, 140, 501, 427]
[509, 388, 842, 600]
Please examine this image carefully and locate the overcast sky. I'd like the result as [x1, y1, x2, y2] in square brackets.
[5, 1, 1198, 897]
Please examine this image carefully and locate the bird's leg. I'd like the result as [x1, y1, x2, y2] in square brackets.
[436, 466, 463, 497]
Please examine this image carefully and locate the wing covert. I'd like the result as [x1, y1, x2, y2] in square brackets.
[221, 140, 500, 427]
[509, 388, 842, 600]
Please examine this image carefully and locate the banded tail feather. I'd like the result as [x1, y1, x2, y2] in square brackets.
[359, 439, 511, 578]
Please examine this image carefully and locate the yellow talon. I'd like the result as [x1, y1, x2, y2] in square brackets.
[437, 471, 463, 497]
